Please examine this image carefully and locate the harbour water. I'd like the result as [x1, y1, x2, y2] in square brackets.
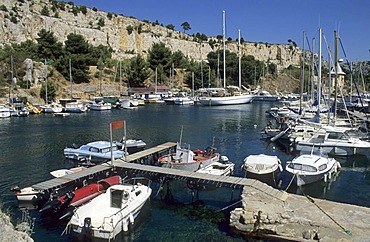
[0, 102, 369, 241]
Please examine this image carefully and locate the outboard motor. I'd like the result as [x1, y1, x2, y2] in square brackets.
[39, 199, 62, 213]
[9, 185, 20, 192]
[219, 155, 229, 164]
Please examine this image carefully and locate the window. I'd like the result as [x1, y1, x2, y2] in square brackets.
[318, 164, 327, 171]
[111, 190, 122, 208]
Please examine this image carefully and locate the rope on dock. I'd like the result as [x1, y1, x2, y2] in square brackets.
[299, 186, 352, 236]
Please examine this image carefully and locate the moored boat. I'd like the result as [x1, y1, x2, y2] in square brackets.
[49, 166, 87, 178]
[174, 96, 194, 105]
[68, 177, 152, 239]
[242, 154, 283, 186]
[0, 104, 11, 118]
[10, 186, 41, 202]
[64, 141, 125, 163]
[89, 101, 112, 111]
[285, 153, 341, 186]
[63, 101, 88, 113]
[196, 156, 234, 176]
[114, 138, 146, 154]
[41, 103, 63, 113]
[158, 142, 221, 171]
[40, 175, 121, 219]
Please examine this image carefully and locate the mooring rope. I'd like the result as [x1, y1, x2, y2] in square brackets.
[298, 186, 352, 236]
[284, 173, 296, 192]
[216, 199, 242, 213]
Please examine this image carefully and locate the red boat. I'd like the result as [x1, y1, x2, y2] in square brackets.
[40, 175, 121, 219]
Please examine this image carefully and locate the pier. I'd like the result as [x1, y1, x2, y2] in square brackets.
[32, 142, 177, 192]
[31, 142, 370, 241]
[32, 142, 287, 202]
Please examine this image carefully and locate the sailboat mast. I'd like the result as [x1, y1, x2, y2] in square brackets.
[44, 59, 48, 104]
[10, 55, 14, 104]
[318, 28, 322, 111]
[300, 31, 305, 114]
[333, 30, 338, 120]
[155, 67, 158, 94]
[192, 72, 195, 98]
[69, 58, 72, 99]
[238, 29, 241, 89]
[119, 58, 122, 95]
[222, 10, 226, 88]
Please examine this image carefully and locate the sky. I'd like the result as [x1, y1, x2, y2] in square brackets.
[72, 0, 370, 61]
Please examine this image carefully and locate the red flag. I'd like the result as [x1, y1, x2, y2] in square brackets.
[111, 121, 124, 130]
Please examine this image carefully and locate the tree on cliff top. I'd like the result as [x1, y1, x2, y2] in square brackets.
[181, 22, 191, 33]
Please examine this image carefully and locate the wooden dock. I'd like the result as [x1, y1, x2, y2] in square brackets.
[114, 161, 288, 201]
[32, 142, 176, 192]
[32, 141, 287, 201]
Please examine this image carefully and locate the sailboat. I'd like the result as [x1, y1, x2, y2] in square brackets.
[60, 59, 87, 113]
[199, 11, 254, 106]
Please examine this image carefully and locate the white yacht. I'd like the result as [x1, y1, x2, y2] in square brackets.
[69, 178, 152, 240]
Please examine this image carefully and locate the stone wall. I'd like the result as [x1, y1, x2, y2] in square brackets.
[230, 186, 370, 241]
[0, 209, 33, 242]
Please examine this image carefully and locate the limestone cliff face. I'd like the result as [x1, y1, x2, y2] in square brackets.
[0, 0, 302, 71]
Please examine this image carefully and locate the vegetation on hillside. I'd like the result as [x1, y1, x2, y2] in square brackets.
[0, 28, 274, 97]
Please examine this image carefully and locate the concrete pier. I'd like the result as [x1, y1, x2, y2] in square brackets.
[230, 185, 370, 241]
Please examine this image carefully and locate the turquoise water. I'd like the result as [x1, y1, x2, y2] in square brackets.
[0, 102, 369, 241]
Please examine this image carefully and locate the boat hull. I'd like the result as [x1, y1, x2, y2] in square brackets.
[295, 142, 370, 156]
[244, 169, 281, 187]
[198, 94, 254, 106]
[160, 158, 216, 171]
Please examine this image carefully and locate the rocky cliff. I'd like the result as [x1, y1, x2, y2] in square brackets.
[0, 0, 303, 71]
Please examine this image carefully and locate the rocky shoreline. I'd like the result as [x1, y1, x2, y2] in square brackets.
[230, 186, 370, 241]
[0, 209, 33, 242]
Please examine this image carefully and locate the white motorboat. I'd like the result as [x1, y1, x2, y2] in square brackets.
[294, 128, 370, 156]
[0, 104, 11, 118]
[158, 142, 221, 172]
[89, 102, 112, 111]
[118, 98, 131, 109]
[196, 157, 234, 176]
[41, 103, 63, 113]
[64, 141, 125, 163]
[69, 177, 152, 240]
[285, 153, 341, 186]
[242, 154, 283, 186]
[10, 186, 41, 202]
[174, 97, 194, 105]
[114, 138, 146, 154]
[49, 166, 87, 178]
[253, 90, 280, 102]
[63, 101, 88, 113]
